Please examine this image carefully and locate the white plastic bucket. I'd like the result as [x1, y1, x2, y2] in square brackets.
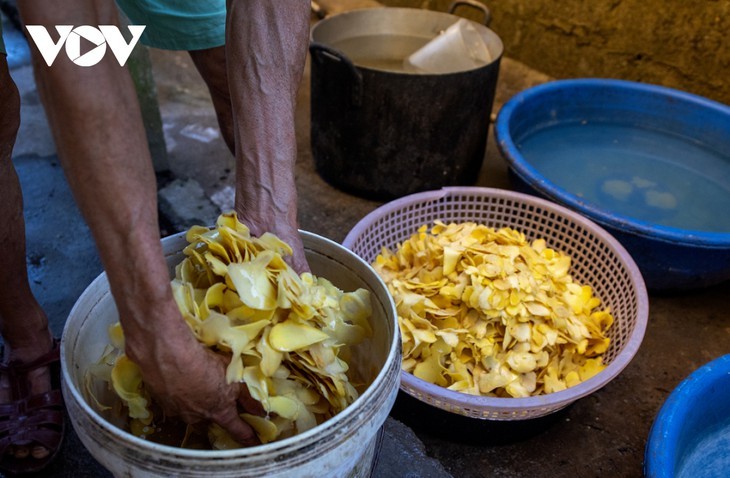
[61, 231, 401, 477]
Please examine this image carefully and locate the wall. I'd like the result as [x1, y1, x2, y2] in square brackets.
[382, 0, 730, 105]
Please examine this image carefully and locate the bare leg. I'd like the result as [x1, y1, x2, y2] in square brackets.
[188, 46, 235, 155]
[0, 54, 54, 461]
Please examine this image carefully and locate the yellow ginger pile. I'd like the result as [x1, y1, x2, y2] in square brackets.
[87, 213, 373, 448]
[373, 221, 613, 398]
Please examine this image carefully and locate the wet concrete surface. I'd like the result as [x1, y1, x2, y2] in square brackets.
[4, 6, 730, 478]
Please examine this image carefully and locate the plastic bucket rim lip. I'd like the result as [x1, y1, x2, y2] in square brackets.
[645, 353, 730, 475]
[309, 6, 505, 75]
[494, 77, 730, 248]
[342, 186, 649, 416]
[61, 230, 401, 459]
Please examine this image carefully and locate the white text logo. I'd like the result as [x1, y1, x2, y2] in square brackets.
[26, 25, 146, 67]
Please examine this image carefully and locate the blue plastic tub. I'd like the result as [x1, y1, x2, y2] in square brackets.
[495, 78, 730, 290]
[645, 354, 730, 477]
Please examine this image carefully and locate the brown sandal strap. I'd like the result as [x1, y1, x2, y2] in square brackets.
[0, 339, 65, 475]
[0, 389, 64, 418]
[0, 408, 64, 443]
[0, 339, 61, 401]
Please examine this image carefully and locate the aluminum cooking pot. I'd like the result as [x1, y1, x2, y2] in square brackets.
[310, 1, 504, 200]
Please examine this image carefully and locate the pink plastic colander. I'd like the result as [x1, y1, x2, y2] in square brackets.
[343, 187, 649, 420]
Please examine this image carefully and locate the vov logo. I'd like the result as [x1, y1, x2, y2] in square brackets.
[26, 25, 146, 67]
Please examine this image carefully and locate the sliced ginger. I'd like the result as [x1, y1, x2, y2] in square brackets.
[86, 212, 373, 447]
[373, 221, 613, 398]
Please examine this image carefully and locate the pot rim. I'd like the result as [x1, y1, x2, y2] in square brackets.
[310, 6, 504, 75]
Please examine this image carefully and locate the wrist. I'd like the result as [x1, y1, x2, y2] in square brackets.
[123, 301, 195, 366]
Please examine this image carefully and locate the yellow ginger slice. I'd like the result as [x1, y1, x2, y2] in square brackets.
[110, 355, 152, 423]
[269, 321, 330, 352]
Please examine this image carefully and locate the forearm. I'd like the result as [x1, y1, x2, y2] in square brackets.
[225, 0, 310, 236]
[18, 2, 185, 358]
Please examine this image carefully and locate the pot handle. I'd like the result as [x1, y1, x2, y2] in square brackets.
[309, 42, 363, 107]
[448, 0, 492, 26]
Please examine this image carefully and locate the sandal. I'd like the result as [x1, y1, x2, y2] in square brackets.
[0, 339, 65, 475]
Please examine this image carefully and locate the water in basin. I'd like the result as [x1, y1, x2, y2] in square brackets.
[677, 418, 730, 478]
[517, 122, 730, 233]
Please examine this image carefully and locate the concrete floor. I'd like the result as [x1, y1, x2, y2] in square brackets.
[4, 6, 730, 478]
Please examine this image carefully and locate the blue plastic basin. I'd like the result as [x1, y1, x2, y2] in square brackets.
[495, 78, 730, 290]
[645, 354, 730, 477]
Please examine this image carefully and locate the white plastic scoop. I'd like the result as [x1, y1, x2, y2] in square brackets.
[405, 18, 491, 74]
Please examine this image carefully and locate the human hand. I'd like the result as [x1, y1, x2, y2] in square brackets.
[264, 223, 309, 274]
[124, 301, 264, 447]
[237, 212, 310, 274]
